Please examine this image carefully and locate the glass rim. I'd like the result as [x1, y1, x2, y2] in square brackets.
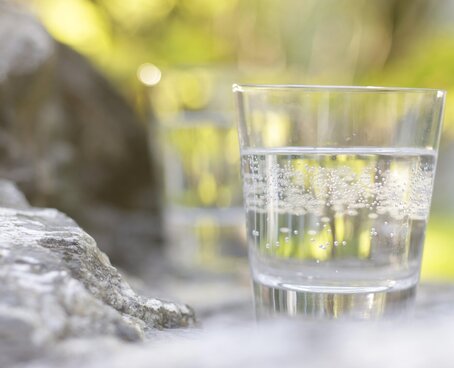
[232, 83, 446, 95]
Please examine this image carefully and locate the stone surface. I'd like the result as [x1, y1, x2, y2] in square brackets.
[0, 179, 29, 209]
[16, 284, 454, 368]
[0, 1, 161, 271]
[0, 181, 194, 367]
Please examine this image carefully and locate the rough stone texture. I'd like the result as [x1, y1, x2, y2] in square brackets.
[0, 1, 161, 272]
[0, 181, 194, 367]
[16, 284, 454, 368]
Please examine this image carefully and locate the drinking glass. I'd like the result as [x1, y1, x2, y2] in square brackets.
[154, 68, 246, 273]
[233, 84, 445, 319]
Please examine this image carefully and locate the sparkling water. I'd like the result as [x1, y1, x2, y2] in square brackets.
[241, 147, 437, 318]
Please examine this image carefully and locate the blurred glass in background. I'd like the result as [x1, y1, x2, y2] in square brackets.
[150, 68, 246, 271]
[27, 0, 454, 280]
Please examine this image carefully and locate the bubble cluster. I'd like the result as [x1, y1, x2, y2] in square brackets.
[242, 148, 436, 257]
[242, 149, 435, 221]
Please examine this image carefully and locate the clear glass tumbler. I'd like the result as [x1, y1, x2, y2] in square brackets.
[233, 84, 445, 319]
[154, 68, 247, 273]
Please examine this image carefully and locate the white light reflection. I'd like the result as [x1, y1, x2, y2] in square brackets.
[137, 63, 161, 86]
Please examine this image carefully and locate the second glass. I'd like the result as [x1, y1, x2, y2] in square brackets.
[234, 84, 445, 319]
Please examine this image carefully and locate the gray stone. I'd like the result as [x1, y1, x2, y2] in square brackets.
[18, 286, 454, 368]
[0, 179, 29, 209]
[0, 183, 194, 367]
[0, 1, 161, 272]
[0, 1, 53, 80]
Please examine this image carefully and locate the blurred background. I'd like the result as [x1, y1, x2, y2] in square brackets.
[1, 0, 454, 295]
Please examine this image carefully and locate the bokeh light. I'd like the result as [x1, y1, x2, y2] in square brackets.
[137, 63, 162, 86]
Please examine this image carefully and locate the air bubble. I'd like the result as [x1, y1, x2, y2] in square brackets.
[293, 230, 299, 235]
[321, 216, 330, 223]
[342, 241, 347, 246]
[280, 227, 290, 233]
[252, 230, 259, 237]
[334, 241, 339, 247]
[308, 230, 317, 236]
[284, 237, 290, 243]
[368, 213, 378, 219]
[275, 241, 280, 247]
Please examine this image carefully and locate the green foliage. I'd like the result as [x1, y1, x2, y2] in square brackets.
[422, 214, 454, 279]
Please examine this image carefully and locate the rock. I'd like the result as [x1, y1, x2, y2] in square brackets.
[0, 181, 194, 367]
[0, 179, 29, 209]
[0, 1, 53, 80]
[0, 1, 161, 272]
[17, 286, 454, 368]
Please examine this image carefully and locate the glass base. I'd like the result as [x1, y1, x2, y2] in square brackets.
[253, 280, 417, 320]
